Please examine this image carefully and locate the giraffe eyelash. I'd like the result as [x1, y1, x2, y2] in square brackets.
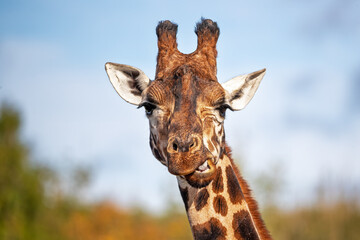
[138, 102, 157, 116]
[215, 104, 232, 118]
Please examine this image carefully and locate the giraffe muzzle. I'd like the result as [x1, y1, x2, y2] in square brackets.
[167, 135, 202, 154]
[166, 134, 215, 176]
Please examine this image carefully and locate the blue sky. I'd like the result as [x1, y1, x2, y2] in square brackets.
[1, 0, 360, 211]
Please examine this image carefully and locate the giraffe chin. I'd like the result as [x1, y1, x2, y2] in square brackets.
[184, 159, 216, 188]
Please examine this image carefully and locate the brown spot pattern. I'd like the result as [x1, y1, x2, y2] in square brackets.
[179, 187, 189, 211]
[192, 217, 227, 240]
[195, 189, 209, 211]
[212, 167, 224, 193]
[226, 166, 245, 204]
[227, 148, 273, 239]
[213, 195, 228, 216]
[233, 210, 260, 240]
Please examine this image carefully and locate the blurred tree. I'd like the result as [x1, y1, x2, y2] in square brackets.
[0, 103, 46, 239]
[253, 160, 284, 208]
[0, 103, 71, 240]
[63, 201, 192, 240]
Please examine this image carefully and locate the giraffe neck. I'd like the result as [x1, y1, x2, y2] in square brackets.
[177, 148, 271, 240]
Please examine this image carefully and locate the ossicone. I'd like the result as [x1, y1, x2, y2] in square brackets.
[156, 20, 178, 52]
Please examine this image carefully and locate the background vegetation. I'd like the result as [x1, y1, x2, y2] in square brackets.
[1, 103, 359, 239]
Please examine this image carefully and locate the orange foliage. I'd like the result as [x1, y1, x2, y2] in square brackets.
[63, 202, 192, 240]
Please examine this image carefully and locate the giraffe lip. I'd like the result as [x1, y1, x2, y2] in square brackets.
[193, 159, 216, 177]
[196, 160, 210, 172]
[184, 159, 217, 188]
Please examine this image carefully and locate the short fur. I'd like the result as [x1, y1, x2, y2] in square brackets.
[192, 218, 227, 240]
[195, 189, 210, 211]
[225, 145, 272, 239]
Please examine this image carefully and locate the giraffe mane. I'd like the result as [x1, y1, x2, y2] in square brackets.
[225, 144, 272, 240]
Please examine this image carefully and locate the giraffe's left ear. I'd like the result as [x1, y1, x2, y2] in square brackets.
[105, 62, 151, 105]
[222, 68, 266, 111]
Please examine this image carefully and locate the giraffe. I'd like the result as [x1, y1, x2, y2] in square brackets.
[105, 19, 272, 240]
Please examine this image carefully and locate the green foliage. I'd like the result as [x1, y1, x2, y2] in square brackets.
[263, 199, 360, 240]
[0, 103, 44, 239]
[0, 103, 78, 240]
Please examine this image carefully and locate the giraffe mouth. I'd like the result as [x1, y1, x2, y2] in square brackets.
[195, 159, 216, 174]
[184, 159, 217, 188]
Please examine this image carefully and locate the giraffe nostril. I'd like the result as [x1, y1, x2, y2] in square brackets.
[172, 142, 178, 151]
[189, 135, 201, 152]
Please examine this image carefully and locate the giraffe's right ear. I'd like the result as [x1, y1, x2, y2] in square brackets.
[105, 62, 151, 105]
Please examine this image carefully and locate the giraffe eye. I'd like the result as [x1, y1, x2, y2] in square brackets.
[138, 102, 156, 116]
[139, 102, 156, 116]
[216, 104, 230, 118]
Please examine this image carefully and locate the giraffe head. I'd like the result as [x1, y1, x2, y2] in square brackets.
[105, 19, 265, 188]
